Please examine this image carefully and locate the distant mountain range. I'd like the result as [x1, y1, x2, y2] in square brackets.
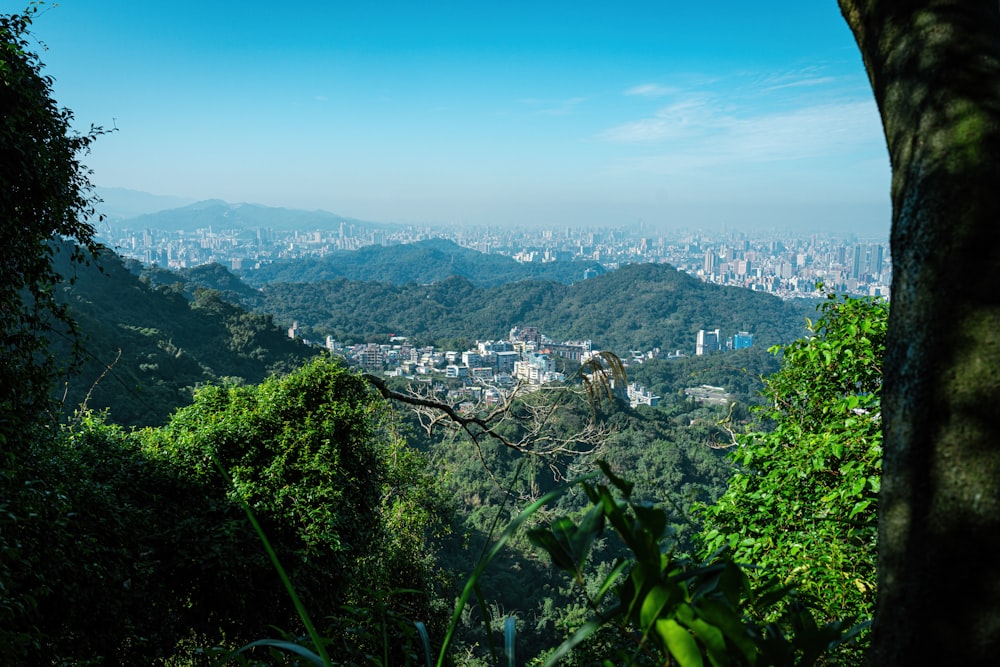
[146, 254, 813, 354]
[95, 187, 195, 220]
[51, 237, 816, 424]
[107, 196, 390, 233]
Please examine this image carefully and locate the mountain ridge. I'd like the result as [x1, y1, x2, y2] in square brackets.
[51, 244, 314, 426]
[242, 237, 607, 287]
[152, 258, 812, 353]
[112, 198, 391, 233]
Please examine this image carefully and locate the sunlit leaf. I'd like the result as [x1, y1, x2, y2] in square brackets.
[656, 618, 704, 667]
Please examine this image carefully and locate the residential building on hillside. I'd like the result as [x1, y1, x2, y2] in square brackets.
[696, 329, 721, 356]
[733, 331, 754, 350]
[495, 350, 519, 373]
[542, 340, 592, 362]
[627, 382, 660, 408]
[360, 343, 382, 369]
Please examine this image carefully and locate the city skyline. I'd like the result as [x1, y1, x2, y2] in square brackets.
[102, 210, 891, 302]
[26, 1, 889, 232]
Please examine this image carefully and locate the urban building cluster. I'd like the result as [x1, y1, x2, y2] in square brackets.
[305, 324, 589, 386]
[99, 220, 890, 300]
[286, 321, 746, 410]
[104, 214, 782, 410]
[696, 329, 754, 356]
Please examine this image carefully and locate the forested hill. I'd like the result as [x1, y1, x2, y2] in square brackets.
[241, 238, 607, 287]
[50, 244, 315, 426]
[252, 261, 815, 352]
[116, 198, 381, 233]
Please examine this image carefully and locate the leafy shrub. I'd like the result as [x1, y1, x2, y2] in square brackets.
[697, 295, 887, 662]
[529, 462, 865, 666]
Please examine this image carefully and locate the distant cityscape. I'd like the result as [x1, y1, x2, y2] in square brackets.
[98, 214, 885, 410]
[293, 319, 748, 410]
[99, 219, 891, 300]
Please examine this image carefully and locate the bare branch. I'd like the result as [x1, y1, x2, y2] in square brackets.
[363, 362, 620, 477]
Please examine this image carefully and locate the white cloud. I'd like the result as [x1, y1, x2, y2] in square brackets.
[755, 67, 843, 92]
[624, 83, 675, 97]
[601, 94, 718, 142]
[601, 75, 884, 172]
[726, 101, 882, 161]
[762, 75, 838, 91]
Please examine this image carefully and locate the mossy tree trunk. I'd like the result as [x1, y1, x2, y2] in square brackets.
[837, 2, 1000, 664]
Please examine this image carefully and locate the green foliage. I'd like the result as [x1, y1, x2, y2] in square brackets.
[234, 262, 810, 351]
[1, 5, 106, 418]
[529, 462, 864, 666]
[1, 412, 219, 663]
[0, 358, 449, 664]
[0, 6, 106, 426]
[49, 245, 314, 425]
[142, 357, 450, 641]
[697, 295, 887, 662]
[626, 346, 779, 405]
[243, 238, 606, 288]
[1, 6, 108, 661]
[0, 7, 881, 665]
[417, 382, 736, 663]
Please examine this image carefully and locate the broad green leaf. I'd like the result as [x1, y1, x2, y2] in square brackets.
[572, 502, 606, 564]
[633, 502, 668, 541]
[504, 616, 516, 667]
[684, 616, 729, 667]
[849, 499, 871, 518]
[597, 459, 634, 497]
[541, 619, 605, 667]
[227, 639, 327, 666]
[595, 558, 630, 603]
[697, 598, 758, 662]
[656, 618, 704, 667]
[527, 527, 574, 572]
[640, 584, 673, 631]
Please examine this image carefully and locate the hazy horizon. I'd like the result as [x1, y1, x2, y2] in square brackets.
[93, 186, 888, 240]
[29, 1, 890, 233]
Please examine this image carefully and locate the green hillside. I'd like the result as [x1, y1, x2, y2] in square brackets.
[250, 262, 813, 352]
[32, 245, 859, 665]
[242, 237, 606, 286]
[51, 245, 315, 426]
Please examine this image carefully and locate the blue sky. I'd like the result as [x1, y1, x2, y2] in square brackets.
[15, 1, 890, 232]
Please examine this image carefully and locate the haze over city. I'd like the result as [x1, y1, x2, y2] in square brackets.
[27, 0, 889, 232]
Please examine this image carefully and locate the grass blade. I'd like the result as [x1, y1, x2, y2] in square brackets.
[436, 471, 598, 667]
[212, 455, 333, 666]
[414, 621, 433, 667]
[505, 616, 516, 667]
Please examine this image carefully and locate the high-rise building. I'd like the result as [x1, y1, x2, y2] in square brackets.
[852, 243, 864, 279]
[872, 244, 884, 278]
[704, 250, 717, 275]
[696, 329, 721, 355]
[733, 331, 754, 350]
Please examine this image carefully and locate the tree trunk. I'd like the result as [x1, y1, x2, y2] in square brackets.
[837, 1, 1000, 664]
